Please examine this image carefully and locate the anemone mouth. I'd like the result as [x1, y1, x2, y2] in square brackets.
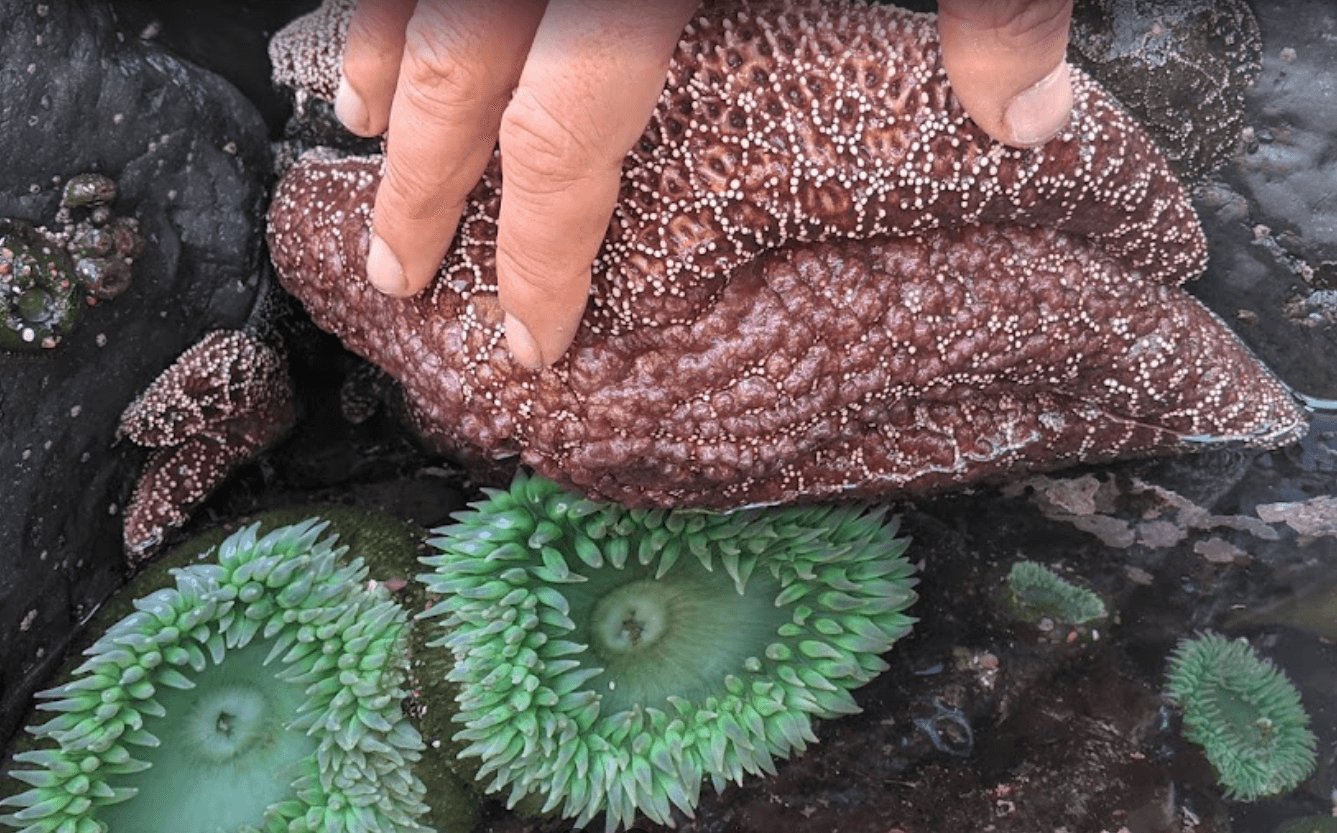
[1166, 632, 1317, 801]
[575, 562, 789, 714]
[100, 640, 316, 832]
[179, 677, 283, 766]
[420, 471, 917, 832]
[1, 520, 431, 833]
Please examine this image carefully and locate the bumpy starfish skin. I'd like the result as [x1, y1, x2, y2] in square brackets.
[267, 0, 1305, 508]
[119, 330, 295, 556]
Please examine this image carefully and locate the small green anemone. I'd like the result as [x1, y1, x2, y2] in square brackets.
[1006, 560, 1107, 625]
[1, 520, 430, 833]
[420, 471, 917, 832]
[1166, 632, 1317, 801]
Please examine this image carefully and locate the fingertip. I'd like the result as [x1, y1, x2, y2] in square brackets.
[335, 75, 374, 136]
[496, 257, 589, 368]
[1002, 61, 1073, 147]
[937, 0, 1074, 147]
[503, 311, 545, 369]
[367, 234, 410, 296]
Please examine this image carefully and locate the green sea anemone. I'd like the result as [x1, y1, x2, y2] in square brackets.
[1165, 632, 1317, 801]
[420, 471, 917, 832]
[1, 520, 430, 833]
[1005, 560, 1107, 625]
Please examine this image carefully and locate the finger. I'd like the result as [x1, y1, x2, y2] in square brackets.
[937, 0, 1074, 147]
[495, 0, 699, 367]
[368, 0, 547, 297]
[337, 0, 416, 136]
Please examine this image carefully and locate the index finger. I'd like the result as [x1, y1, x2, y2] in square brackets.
[367, 0, 547, 297]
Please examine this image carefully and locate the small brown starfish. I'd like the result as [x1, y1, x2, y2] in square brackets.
[118, 330, 295, 558]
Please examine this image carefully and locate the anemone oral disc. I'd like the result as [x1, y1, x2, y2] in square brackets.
[99, 640, 314, 832]
[581, 569, 788, 715]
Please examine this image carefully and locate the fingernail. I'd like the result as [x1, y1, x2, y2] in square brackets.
[1003, 61, 1073, 147]
[367, 234, 409, 295]
[334, 76, 371, 135]
[504, 312, 544, 369]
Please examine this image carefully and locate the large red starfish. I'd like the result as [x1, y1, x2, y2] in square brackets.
[267, 0, 1305, 508]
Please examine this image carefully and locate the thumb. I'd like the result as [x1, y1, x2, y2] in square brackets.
[937, 0, 1074, 147]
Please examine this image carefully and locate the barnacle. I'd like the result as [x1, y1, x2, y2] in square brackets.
[420, 471, 917, 832]
[1, 520, 431, 833]
[1165, 632, 1317, 801]
[1005, 561, 1107, 626]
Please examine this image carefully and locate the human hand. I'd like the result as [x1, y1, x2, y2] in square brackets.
[936, 0, 1075, 147]
[334, 0, 1073, 370]
[334, 0, 699, 369]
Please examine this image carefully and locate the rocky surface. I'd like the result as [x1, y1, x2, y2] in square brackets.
[0, 0, 272, 745]
[1068, 0, 1263, 184]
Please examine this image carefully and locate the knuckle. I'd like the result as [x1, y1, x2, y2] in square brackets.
[995, 0, 1072, 48]
[497, 244, 569, 301]
[498, 249, 547, 294]
[497, 92, 601, 189]
[379, 159, 459, 222]
[941, 0, 1070, 46]
[399, 17, 496, 113]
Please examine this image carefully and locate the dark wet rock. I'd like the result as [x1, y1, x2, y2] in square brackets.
[109, 0, 321, 137]
[1188, 0, 1337, 404]
[0, 0, 270, 745]
[1069, 0, 1263, 184]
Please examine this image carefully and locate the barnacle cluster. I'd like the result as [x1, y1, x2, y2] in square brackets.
[1, 520, 430, 833]
[421, 471, 917, 831]
[55, 174, 146, 303]
[1166, 632, 1317, 801]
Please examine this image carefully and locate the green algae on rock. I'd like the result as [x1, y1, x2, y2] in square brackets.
[1166, 632, 1317, 801]
[420, 471, 917, 832]
[1274, 815, 1337, 833]
[0, 520, 431, 833]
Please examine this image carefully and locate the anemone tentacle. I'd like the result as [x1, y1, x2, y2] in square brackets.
[420, 471, 917, 832]
[1, 520, 431, 833]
